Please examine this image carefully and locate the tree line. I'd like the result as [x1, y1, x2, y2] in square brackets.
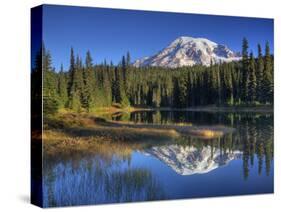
[31, 38, 273, 115]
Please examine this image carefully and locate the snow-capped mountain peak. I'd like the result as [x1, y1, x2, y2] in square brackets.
[133, 36, 241, 68]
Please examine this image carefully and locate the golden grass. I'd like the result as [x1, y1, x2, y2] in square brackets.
[43, 130, 135, 158]
[42, 112, 181, 157]
[42, 112, 234, 157]
[89, 106, 137, 115]
[176, 122, 193, 126]
[187, 129, 224, 139]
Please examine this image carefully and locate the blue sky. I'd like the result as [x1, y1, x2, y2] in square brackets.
[42, 4, 274, 71]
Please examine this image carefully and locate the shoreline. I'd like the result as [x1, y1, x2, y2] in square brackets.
[42, 112, 236, 155]
[87, 105, 273, 115]
[42, 106, 271, 154]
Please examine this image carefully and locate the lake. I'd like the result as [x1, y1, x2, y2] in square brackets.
[43, 111, 274, 207]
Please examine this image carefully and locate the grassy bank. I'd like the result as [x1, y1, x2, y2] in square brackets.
[42, 111, 235, 157]
[43, 112, 179, 156]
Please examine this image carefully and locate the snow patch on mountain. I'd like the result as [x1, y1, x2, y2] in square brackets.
[133, 36, 241, 68]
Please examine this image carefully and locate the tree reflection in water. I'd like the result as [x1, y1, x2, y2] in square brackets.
[43, 156, 165, 207]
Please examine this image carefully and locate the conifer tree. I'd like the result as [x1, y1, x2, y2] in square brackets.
[82, 51, 95, 111]
[57, 64, 68, 108]
[103, 66, 113, 106]
[121, 55, 128, 92]
[248, 52, 257, 103]
[112, 67, 121, 104]
[42, 43, 52, 73]
[126, 51, 131, 67]
[42, 45, 59, 115]
[173, 77, 187, 108]
[216, 65, 222, 105]
[256, 44, 264, 102]
[68, 47, 75, 96]
[263, 42, 273, 103]
[85, 50, 93, 69]
[242, 38, 249, 103]
[224, 63, 234, 105]
[68, 49, 83, 112]
[31, 48, 42, 104]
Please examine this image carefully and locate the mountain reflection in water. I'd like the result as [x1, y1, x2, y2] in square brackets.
[143, 145, 242, 175]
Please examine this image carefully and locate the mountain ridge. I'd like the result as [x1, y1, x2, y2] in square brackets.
[133, 36, 241, 68]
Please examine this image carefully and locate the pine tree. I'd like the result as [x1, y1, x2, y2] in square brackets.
[103, 66, 113, 106]
[42, 43, 52, 73]
[82, 50, 95, 111]
[209, 65, 221, 105]
[112, 67, 121, 104]
[173, 77, 187, 108]
[85, 50, 93, 69]
[248, 52, 257, 103]
[75, 56, 84, 107]
[224, 63, 234, 105]
[152, 81, 161, 107]
[256, 44, 264, 102]
[208, 63, 217, 104]
[57, 64, 68, 108]
[263, 42, 273, 103]
[67, 49, 83, 112]
[31, 48, 42, 104]
[126, 51, 131, 67]
[242, 38, 249, 103]
[121, 55, 128, 92]
[68, 47, 75, 96]
[42, 45, 59, 115]
[69, 91, 81, 112]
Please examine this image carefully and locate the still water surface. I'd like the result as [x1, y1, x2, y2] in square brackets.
[43, 111, 273, 207]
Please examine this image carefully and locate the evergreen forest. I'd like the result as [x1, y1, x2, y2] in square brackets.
[31, 38, 273, 115]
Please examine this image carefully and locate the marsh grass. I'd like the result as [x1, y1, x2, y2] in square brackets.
[42, 112, 234, 159]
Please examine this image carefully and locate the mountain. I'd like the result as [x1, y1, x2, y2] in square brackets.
[143, 145, 241, 175]
[133, 36, 241, 68]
